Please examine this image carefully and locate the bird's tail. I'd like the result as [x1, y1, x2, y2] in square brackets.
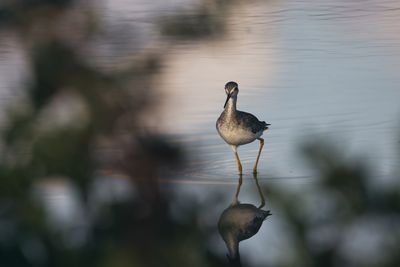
[263, 122, 271, 130]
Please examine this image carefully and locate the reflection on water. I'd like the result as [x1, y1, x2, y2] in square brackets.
[218, 173, 271, 265]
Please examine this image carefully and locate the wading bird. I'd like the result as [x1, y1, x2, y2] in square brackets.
[216, 81, 270, 174]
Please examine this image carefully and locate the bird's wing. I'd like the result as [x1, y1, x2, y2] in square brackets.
[236, 111, 270, 133]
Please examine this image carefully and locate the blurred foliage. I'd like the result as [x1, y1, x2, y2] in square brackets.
[158, 0, 234, 39]
[266, 140, 400, 267]
[0, 0, 232, 267]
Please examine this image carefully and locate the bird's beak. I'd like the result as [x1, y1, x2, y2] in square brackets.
[223, 93, 231, 108]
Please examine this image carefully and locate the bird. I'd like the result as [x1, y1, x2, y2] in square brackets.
[216, 81, 270, 174]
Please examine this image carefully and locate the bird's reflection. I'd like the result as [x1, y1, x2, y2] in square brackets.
[218, 173, 271, 265]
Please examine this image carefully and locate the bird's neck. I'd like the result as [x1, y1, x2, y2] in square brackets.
[225, 96, 237, 116]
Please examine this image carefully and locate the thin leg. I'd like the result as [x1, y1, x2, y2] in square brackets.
[231, 145, 243, 174]
[253, 138, 264, 174]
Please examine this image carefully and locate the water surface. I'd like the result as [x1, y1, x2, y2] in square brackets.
[156, 0, 400, 182]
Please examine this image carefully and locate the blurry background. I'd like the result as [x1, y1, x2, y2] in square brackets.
[0, 0, 400, 267]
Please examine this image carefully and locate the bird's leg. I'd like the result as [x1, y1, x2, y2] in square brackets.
[253, 138, 264, 174]
[231, 145, 243, 174]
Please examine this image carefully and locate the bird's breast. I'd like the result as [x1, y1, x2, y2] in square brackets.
[217, 115, 262, 146]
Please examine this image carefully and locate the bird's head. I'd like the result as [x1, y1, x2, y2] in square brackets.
[224, 81, 239, 108]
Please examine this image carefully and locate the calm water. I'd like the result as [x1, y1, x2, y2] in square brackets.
[1, 0, 400, 265]
[155, 0, 400, 183]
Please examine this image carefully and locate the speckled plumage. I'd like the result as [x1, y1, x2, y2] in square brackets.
[217, 109, 268, 145]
